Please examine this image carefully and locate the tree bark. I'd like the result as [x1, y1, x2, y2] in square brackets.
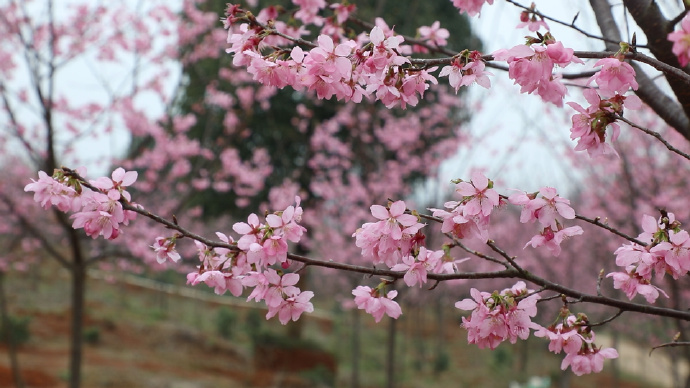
[350, 308, 360, 388]
[385, 315, 397, 388]
[69, 239, 86, 388]
[0, 272, 24, 388]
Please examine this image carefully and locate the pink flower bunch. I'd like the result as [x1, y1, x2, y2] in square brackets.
[567, 88, 642, 157]
[492, 38, 583, 106]
[232, 196, 307, 268]
[390, 247, 445, 287]
[25, 168, 139, 240]
[509, 186, 583, 256]
[588, 57, 638, 98]
[152, 236, 181, 264]
[668, 13, 690, 67]
[25, 170, 83, 212]
[352, 284, 402, 322]
[608, 213, 690, 303]
[226, 6, 442, 110]
[439, 51, 492, 93]
[353, 200, 425, 267]
[516, 9, 549, 32]
[534, 313, 618, 376]
[455, 281, 540, 349]
[182, 198, 313, 324]
[256, 268, 314, 324]
[329, 3, 356, 25]
[509, 186, 575, 229]
[451, 0, 494, 17]
[418, 21, 450, 47]
[292, 0, 326, 26]
[186, 239, 244, 296]
[523, 225, 583, 257]
[429, 172, 499, 243]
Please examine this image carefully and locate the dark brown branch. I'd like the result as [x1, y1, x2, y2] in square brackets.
[575, 214, 645, 245]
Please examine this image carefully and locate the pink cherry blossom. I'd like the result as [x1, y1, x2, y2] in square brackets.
[451, 0, 494, 17]
[455, 282, 540, 349]
[370, 200, 421, 240]
[151, 237, 181, 264]
[242, 271, 270, 302]
[561, 347, 619, 376]
[352, 286, 402, 322]
[533, 322, 583, 355]
[266, 290, 315, 325]
[418, 21, 449, 47]
[439, 53, 492, 93]
[668, 13, 690, 67]
[588, 57, 638, 98]
[429, 201, 490, 242]
[516, 10, 549, 31]
[606, 270, 668, 303]
[455, 171, 500, 217]
[525, 225, 584, 256]
[264, 270, 300, 307]
[651, 229, 690, 277]
[25, 170, 81, 212]
[389, 247, 443, 287]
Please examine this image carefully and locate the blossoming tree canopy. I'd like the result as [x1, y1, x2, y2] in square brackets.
[23, 0, 690, 378]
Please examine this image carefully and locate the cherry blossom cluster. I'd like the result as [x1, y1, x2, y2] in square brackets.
[352, 198, 469, 321]
[24, 168, 139, 240]
[352, 282, 402, 323]
[415, 21, 450, 52]
[567, 87, 642, 157]
[451, 0, 494, 17]
[353, 200, 426, 267]
[429, 171, 501, 243]
[668, 12, 690, 67]
[509, 186, 583, 256]
[492, 33, 583, 107]
[455, 281, 540, 349]
[533, 310, 618, 376]
[439, 50, 492, 93]
[225, 4, 443, 109]
[222, 1, 690, 166]
[606, 212, 690, 304]
[181, 197, 314, 324]
[516, 4, 549, 32]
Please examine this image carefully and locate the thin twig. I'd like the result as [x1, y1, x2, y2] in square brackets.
[588, 309, 624, 327]
[504, 0, 641, 47]
[575, 215, 645, 245]
[486, 240, 527, 274]
[616, 115, 690, 162]
[596, 269, 605, 297]
[649, 341, 690, 356]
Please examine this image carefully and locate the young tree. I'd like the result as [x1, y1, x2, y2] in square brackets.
[19, 0, 690, 385]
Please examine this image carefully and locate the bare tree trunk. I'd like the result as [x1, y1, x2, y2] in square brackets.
[0, 272, 24, 388]
[351, 308, 360, 388]
[610, 329, 620, 388]
[69, 254, 86, 388]
[385, 314, 397, 388]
